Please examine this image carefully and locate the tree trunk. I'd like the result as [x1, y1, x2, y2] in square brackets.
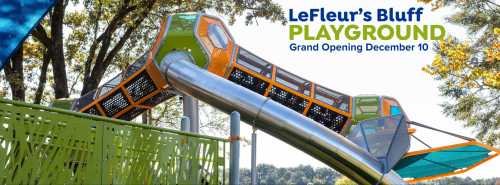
[3, 46, 25, 101]
[34, 50, 50, 104]
[80, 0, 156, 95]
[50, 0, 69, 99]
[142, 110, 153, 125]
[142, 111, 148, 124]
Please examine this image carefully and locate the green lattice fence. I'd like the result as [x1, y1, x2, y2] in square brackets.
[0, 98, 228, 185]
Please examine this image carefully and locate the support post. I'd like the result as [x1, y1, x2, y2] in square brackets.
[181, 116, 190, 132]
[229, 111, 240, 185]
[251, 127, 257, 185]
[180, 116, 192, 182]
[182, 95, 199, 133]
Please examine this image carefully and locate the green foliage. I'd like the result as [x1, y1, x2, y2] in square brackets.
[238, 164, 498, 185]
[420, 0, 500, 146]
[239, 164, 341, 185]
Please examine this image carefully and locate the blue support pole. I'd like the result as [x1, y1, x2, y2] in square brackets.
[229, 111, 240, 185]
[181, 116, 190, 132]
[251, 127, 257, 185]
[182, 95, 199, 133]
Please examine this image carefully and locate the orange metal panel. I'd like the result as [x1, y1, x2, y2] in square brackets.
[94, 103, 107, 116]
[208, 48, 232, 77]
[302, 82, 315, 115]
[198, 16, 234, 77]
[408, 127, 416, 134]
[223, 46, 239, 78]
[121, 86, 136, 106]
[145, 59, 168, 88]
[151, 17, 168, 56]
[310, 82, 315, 98]
[135, 105, 153, 109]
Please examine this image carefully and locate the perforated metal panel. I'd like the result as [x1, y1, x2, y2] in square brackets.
[73, 89, 97, 111]
[99, 90, 130, 117]
[228, 68, 269, 95]
[125, 71, 157, 102]
[141, 90, 176, 107]
[306, 103, 347, 132]
[83, 105, 100, 116]
[118, 107, 146, 121]
[76, 53, 171, 121]
[269, 86, 309, 113]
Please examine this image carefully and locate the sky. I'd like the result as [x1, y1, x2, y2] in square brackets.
[208, 0, 500, 179]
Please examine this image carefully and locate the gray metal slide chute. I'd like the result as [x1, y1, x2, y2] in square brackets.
[159, 51, 406, 185]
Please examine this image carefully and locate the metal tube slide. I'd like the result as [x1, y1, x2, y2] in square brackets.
[159, 52, 405, 185]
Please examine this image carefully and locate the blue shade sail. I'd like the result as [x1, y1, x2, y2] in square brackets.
[393, 143, 495, 180]
[0, 0, 55, 70]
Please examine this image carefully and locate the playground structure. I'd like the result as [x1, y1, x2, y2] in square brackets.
[0, 8, 499, 185]
[68, 13, 498, 184]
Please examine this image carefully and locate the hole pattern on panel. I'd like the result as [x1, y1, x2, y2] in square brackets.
[125, 71, 157, 102]
[269, 86, 309, 113]
[306, 103, 347, 133]
[83, 105, 100, 116]
[99, 90, 130, 117]
[228, 68, 269, 95]
[117, 107, 145, 121]
[141, 90, 176, 107]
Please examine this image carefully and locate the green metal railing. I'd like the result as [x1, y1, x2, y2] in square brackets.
[0, 98, 228, 185]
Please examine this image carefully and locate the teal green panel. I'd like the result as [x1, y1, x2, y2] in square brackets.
[352, 96, 380, 124]
[155, 13, 208, 68]
[393, 145, 492, 179]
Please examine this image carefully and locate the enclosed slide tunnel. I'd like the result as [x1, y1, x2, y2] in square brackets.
[71, 13, 499, 184]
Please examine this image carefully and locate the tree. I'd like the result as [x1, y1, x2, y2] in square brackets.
[239, 164, 342, 185]
[5, 0, 286, 101]
[420, 0, 500, 146]
[71, 0, 287, 96]
[1, 0, 286, 133]
[238, 164, 497, 185]
[3, 46, 25, 101]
